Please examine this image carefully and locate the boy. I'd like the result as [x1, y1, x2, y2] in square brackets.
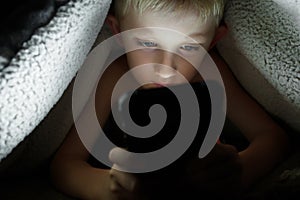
[50, 0, 290, 199]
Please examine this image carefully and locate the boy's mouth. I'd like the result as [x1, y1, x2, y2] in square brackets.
[153, 83, 166, 88]
[141, 82, 167, 89]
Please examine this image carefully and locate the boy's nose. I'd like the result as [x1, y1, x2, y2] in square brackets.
[155, 66, 176, 80]
[161, 51, 174, 66]
[154, 52, 177, 80]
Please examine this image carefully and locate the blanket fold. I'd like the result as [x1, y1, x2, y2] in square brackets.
[217, 0, 300, 132]
[0, 0, 112, 161]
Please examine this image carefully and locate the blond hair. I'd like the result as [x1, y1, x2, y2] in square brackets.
[113, 0, 225, 26]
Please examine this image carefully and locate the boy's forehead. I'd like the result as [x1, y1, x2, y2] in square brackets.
[120, 9, 215, 36]
[124, 27, 201, 42]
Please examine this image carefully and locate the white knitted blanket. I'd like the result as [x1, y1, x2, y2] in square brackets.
[1, 0, 299, 163]
[217, 0, 300, 132]
[0, 0, 112, 161]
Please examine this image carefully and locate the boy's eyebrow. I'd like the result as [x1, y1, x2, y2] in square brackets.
[185, 32, 206, 43]
[188, 32, 205, 38]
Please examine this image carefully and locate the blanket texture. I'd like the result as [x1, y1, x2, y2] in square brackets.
[0, 0, 112, 161]
[217, 0, 300, 132]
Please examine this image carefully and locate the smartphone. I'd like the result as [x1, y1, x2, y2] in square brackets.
[100, 81, 227, 198]
[104, 81, 214, 161]
[102, 81, 218, 196]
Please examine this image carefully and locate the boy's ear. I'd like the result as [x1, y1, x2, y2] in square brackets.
[209, 22, 228, 50]
[105, 14, 121, 35]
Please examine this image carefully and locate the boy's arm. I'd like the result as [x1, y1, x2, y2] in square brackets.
[50, 126, 114, 200]
[210, 48, 290, 188]
[50, 80, 117, 199]
[50, 57, 129, 200]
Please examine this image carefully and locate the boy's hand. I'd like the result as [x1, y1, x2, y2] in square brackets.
[108, 147, 142, 200]
[185, 143, 243, 198]
[109, 167, 140, 200]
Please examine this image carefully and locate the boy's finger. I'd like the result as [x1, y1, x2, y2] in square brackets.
[110, 165, 137, 192]
[211, 143, 238, 158]
[186, 144, 241, 176]
[109, 174, 123, 193]
[187, 156, 242, 181]
[203, 143, 239, 164]
[109, 147, 130, 169]
[109, 147, 147, 172]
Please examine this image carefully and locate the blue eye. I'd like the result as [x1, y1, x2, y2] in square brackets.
[180, 45, 200, 51]
[138, 40, 158, 48]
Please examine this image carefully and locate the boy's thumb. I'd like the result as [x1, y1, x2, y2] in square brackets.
[109, 147, 129, 168]
[109, 147, 147, 172]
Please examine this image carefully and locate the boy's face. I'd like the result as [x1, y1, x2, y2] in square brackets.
[117, 9, 216, 89]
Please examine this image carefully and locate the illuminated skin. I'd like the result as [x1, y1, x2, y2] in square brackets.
[115, 10, 216, 89]
[50, 4, 290, 200]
